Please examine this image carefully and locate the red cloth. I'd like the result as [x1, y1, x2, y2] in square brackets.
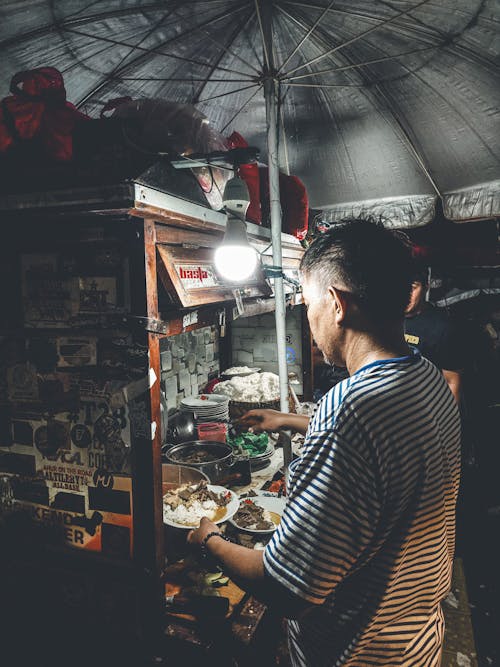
[259, 167, 309, 240]
[226, 131, 309, 238]
[0, 67, 88, 161]
[226, 131, 262, 224]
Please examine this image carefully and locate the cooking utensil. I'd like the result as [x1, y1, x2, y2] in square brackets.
[165, 441, 235, 484]
[166, 411, 196, 445]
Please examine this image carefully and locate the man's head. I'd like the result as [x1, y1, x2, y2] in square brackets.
[405, 262, 429, 316]
[300, 218, 413, 365]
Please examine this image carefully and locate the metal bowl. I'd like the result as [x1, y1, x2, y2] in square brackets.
[165, 441, 234, 483]
[161, 463, 209, 495]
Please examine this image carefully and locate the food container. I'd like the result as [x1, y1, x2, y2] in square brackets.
[197, 422, 227, 443]
[161, 463, 209, 495]
[165, 441, 238, 484]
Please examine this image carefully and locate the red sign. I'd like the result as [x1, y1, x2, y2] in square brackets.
[176, 264, 219, 289]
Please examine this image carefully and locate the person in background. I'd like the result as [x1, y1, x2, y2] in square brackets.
[187, 219, 461, 667]
[405, 263, 463, 403]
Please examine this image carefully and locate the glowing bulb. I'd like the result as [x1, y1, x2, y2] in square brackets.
[214, 245, 258, 282]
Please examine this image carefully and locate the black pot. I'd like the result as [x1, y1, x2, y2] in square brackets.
[165, 441, 237, 484]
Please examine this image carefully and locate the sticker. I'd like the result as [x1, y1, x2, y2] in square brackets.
[183, 311, 199, 328]
[404, 333, 420, 345]
[175, 264, 220, 289]
[79, 277, 117, 313]
[57, 337, 97, 367]
[21, 254, 79, 327]
[149, 367, 157, 388]
[7, 363, 39, 402]
[151, 421, 157, 440]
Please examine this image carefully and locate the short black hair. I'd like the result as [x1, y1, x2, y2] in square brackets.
[300, 218, 413, 320]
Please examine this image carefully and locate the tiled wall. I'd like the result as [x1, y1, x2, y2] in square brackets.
[160, 325, 220, 413]
[230, 308, 304, 395]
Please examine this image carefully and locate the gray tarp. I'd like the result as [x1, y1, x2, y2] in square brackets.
[0, 0, 499, 227]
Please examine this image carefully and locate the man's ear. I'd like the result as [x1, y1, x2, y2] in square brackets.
[328, 286, 348, 325]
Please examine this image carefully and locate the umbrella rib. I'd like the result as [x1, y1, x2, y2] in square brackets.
[277, 0, 336, 75]
[192, 11, 256, 104]
[282, 0, 434, 78]
[119, 77, 253, 83]
[195, 9, 261, 77]
[197, 83, 260, 104]
[73, 6, 257, 108]
[283, 46, 437, 82]
[280, 0, 500, 77]
[254, 0, 271, 70]
[372, 86, 442, 196]
[285, 82, 365, 88]
[283, 8, 443, 197]
[61, 26, 254, 81]
[220, 84, 263, 133]
[106, 7, 176, 80]
[0, 2, 189, 50]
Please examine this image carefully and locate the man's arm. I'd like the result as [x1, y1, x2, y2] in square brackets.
[442, 368, 462, 404]
[187, 518, 313, 619]
[238, 409, 310, 435]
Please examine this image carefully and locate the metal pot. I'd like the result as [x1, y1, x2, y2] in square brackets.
[165, 440, 237, 484]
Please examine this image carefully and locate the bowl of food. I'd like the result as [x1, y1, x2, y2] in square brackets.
[229, 491, 286, 533]
[162, 480, 239, 529]
[164, 441, 236, 483]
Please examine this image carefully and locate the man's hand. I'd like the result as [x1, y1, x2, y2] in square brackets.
[187, 516, 220, 548]
[238, 409, 286, 432]
[238, 409, 311, 436]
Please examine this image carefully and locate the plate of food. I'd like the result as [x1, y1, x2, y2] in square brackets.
[163, 480, 239, 529]
[229, 491, 286, 534]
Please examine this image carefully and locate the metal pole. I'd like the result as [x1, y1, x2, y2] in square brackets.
[260, 0, 293, 471]
[264, 77, 289, 416]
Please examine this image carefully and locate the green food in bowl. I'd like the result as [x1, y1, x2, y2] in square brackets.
[227, 431, 269, 457]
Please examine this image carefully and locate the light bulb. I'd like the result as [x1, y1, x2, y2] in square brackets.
[214, 245, 258, 282]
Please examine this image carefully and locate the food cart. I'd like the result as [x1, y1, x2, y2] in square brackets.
[0, 161, 307, 665]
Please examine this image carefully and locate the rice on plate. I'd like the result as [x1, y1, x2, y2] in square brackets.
[163, 480, 239, 528]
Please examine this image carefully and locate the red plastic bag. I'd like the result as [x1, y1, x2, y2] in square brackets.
[0, 67, 88, 161]
[259, 167, 309, 240]
[226, 131, 262, 224]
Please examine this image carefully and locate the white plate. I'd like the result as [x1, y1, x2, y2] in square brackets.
[228, 492, 286, 534]
[163, 484, 239, 529]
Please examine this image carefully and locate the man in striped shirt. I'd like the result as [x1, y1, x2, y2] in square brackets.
[188, 219, 461, 666]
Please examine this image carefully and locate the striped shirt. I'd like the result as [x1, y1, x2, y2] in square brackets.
[264, 353, 461, 666]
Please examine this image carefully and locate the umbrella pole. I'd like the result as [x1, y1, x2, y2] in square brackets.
[264, 76, 293, 470]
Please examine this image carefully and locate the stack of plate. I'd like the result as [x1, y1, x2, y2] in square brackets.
[249, 442, 275, 471]
[179, 394, 229, 423]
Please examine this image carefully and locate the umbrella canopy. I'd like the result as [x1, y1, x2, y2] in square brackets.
[1, 0, 499, 227]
